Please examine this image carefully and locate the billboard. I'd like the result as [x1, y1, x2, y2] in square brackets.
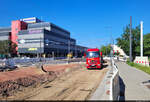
[20, 17, 41, 23]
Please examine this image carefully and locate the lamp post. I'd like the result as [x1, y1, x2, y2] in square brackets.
[39, 37, 42, 62]
[68, 38, 70, 55]
[75, 45, 77, 57]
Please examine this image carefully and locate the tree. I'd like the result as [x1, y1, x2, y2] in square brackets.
[0, 40, 10, 55]
[100, 44, 111, 56]
[116, 25, 140, 60]
[143, 33, 150, 56]
[0, 40, 17, 57]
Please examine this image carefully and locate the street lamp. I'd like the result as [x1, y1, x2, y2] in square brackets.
[75, 45, 77, 57]
[105, 26, 113, 46]
[39, 37, 42, 62]
[68, 38, 70, 55]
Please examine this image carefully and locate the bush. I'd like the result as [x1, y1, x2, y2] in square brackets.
[126, 58, 130, 63]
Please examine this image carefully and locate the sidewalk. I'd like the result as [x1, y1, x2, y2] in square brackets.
[116, 61, 150, 100]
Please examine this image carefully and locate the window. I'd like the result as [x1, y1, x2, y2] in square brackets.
[86, 51, 100, 58]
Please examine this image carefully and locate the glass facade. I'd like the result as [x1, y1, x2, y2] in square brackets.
[0, 17, 88, 57]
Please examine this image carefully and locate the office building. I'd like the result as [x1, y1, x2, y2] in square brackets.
[0, 17, 88, 57]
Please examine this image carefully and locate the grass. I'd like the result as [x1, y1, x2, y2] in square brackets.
[148, 58, 150, 62]
[126, 60, 150, 75]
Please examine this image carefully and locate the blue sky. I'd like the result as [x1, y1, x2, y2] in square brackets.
[0, 0, 150, 48]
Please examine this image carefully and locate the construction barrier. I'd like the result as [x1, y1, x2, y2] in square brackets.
[110, 58, 120, 100]
[103, 58, 120, 100]
[134, 56, 149, 67]
[90, 57, 120, 100]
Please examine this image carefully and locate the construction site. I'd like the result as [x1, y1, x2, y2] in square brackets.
[0, 59, 109, 100]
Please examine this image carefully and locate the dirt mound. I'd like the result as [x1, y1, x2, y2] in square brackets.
[0, 63, 80, 98]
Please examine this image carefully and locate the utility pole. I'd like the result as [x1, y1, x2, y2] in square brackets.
[106, 42, 107, 56]
[105, 26, 113, 56]
[68, 38, 70, 54]
[140, 21, 143, 57]
[40, 37, 42, 61]
[75, 45, 77, 57]
[129, 16, 132, 62]
[40, 16, 42, 62]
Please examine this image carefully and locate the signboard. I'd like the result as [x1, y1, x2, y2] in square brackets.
[28, 48, 37, 51]
[20, 17, 41, 23]
[19, 39, 41, 44]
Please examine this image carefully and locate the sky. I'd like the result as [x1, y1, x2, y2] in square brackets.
[0, 0, 150, 48]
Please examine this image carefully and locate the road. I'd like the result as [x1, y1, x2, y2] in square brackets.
[7, 62, 109, 100]
[116, 61, 150, 100]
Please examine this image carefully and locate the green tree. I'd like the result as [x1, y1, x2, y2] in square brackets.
[100, 44, 111, 55]
[0, 40, 10, 54]
[116, 25, 140, 60]
[143, 33, 150, 56]
[0, 40, 17, 57]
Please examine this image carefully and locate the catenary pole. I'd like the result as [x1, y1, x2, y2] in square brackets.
[140, 21, 143, 57]
[129, 16, 132, 62]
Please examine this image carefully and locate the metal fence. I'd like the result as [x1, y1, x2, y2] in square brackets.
[0, 57, 85, 71]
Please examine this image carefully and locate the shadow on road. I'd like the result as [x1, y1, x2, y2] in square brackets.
[119, 76, 125, 101]
[103, 64, 108, 68]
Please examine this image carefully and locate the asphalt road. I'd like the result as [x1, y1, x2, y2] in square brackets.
[116, 61, 150, 100]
